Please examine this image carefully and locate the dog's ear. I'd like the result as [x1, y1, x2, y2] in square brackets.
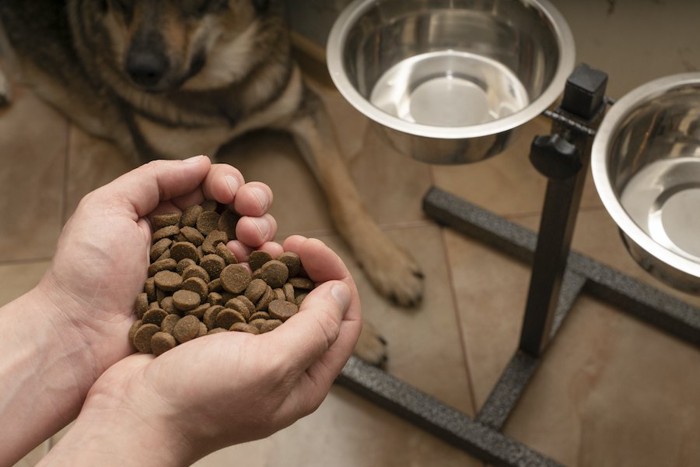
[252, 0, 270, 13]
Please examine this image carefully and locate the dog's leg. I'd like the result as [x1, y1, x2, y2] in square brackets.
[0, 68, 9, 106]
[287, 90, 425, 307]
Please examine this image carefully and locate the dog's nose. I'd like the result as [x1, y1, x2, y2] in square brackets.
[126, 49, 169, 89]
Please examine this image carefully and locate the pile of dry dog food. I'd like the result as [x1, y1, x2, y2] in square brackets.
[129, 200, 315, 356]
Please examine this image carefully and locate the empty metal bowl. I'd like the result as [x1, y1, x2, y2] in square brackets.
[326, 0, 575, 164]
[591, 73, 700, 293]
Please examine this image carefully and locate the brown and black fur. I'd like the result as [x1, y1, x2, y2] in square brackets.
[0, 0, 425, 364]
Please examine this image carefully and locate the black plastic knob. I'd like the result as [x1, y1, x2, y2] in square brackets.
[529, 134, 581, 180]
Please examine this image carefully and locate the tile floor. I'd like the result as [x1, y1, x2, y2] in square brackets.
[3, 1, 700, 466]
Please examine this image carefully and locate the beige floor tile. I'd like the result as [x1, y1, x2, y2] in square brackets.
[441, 228, 533, 408]
[318, 227, 474, 413]
[504, 295, 700, 466]
[431, 116, 603, 222]
[64, 125, 134, 221]
[0, 85, 68, 262]
[0, 260, 50, 306]
[194, 386, 483, 467]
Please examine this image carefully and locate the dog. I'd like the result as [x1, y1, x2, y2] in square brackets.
[0, 0, 425, 365]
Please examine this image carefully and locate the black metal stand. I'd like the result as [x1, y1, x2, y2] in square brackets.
[334, 65, 700, 466]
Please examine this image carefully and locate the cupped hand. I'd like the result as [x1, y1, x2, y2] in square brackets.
[38, 156, 277, 375]
[46, 236, 362, 466]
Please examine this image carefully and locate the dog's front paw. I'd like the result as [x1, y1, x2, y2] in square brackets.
[355, 231, 425, 307]
[353, 320, 388, 368]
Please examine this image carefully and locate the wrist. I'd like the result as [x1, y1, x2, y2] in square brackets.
[42, 365, 196, 467]
[0, 287, 97, 465]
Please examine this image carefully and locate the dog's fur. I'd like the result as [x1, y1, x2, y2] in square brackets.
[0, 0, 425, 364]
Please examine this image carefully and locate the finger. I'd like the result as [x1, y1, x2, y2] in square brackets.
[201, 164, 246, 205]
[269, 280, 353, 376]
[233, 182, 273, 217]
[235, 214, 277, 247]
[282, 237, 350, 283]
[93, 156, 212, 218]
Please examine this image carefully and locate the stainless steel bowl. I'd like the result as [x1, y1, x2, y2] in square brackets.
[592, 73, 700, 293]
[326, 0, 575, 164]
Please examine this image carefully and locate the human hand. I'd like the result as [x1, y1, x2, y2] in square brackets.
[39, 155, 277, 379]
[42, 235, 362, 466]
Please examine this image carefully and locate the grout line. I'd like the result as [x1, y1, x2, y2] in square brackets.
[429, 168, 481, 418]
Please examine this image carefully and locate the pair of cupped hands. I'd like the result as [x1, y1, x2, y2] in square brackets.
[1, 156, 361, 466]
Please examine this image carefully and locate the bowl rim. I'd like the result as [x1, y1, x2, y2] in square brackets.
[591, 72, 700, 280]
[326, 0, 576, 139]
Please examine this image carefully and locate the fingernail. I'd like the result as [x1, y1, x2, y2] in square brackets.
[224, 175, 239, 198]
[331, 282, 351, 313]
[184, 154, 206, 164]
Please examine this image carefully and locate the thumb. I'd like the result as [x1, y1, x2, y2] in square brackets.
[272, 280, 352, 373]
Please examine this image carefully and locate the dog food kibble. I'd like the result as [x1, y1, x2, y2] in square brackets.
[128, 199, 316, 355]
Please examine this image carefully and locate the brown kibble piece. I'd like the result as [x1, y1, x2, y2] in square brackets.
[144, 277, 156, 302]
[236, 295, 256, 315]
[230, 322, 260, 334]
[200, 254, 226, 280]
[196, 210, 220, 235]
[278, 251, 302, 277]
[202, 230, 228, 254]
[207, 328, 228, 335]
[142, 308, 168, 326]
[151, 211, 182, 229]
[176, 258, 197, 274]
[152, 225, 180, 242]
[249, 311, 270, 321]
[207, 278, 222, 293]
[181, 204, 203, 227]
[133, 323, 160, 353]
[135, 293, 149, 319]
[186, 302, 208, 319]
[172, 315, 201, 343]
[151, 332, 177, 356]
[181, 276, 209, 300]
[260, 319, 284, 333]
[214, 308, 246, 329]
[179, 226, 205, 246]
[215, 242, 237, 265]
[244, 278, 267, 303]
[197, 321, 208, 337]
[268, 299, 298, 321]
[161, 314, 180, 334]
[173, 289, 201, 311]
[255, 286, 275, 311]
[220, 264, 252, 294]
[182, 264, 210, 283]
[283, 283, 295, 302]
[225, 297, 251, 320]
[200, 199, 218, 212]
[154, 270, 183, 292]
[288, 277, 315, 290]
[160, 296, 176, 314]
[170, 241, 199, 262]
[259, 260, 289, 288]
[150, 238, 172, 262]
[207, 292, 224, 305]
[148, 258, 177, 277]
[203, 305, 224, 329]
[249, 250, 272, 272]
[218, 209, 239, 240]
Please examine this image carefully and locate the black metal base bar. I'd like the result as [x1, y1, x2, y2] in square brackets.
[423, 186, 700, 347]
[336, 356, 562, 467]
[334, 185, 700, 466]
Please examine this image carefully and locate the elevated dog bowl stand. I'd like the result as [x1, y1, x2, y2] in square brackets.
[334, 65, 700, 466]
